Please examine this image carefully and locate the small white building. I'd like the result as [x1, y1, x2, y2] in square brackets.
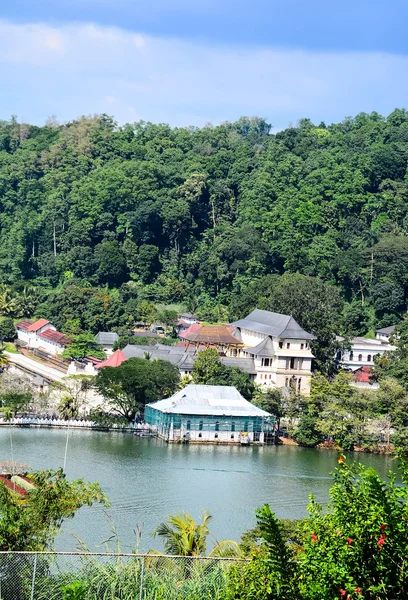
[144, 384, 274, 444]
[16, 319, 72, 356]
[375, 325, 396, 343]
[36, 329, 72, 356]
[338, 336, 396, 370]
[16, 319, 56, 347]
[177, 313, 198, 336]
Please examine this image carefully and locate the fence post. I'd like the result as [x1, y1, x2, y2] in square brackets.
[139, 556, 145, 600]
[30, 553, 38, 600]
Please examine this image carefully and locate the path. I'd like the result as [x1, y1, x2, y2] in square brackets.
[5, 351, 67, 382]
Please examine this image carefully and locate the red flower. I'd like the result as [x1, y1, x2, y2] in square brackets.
[355, 588, 362, 594]
[338, 457, 345, 463]
[339, 589, 346, 597]
[380, 524, 386, 531]
[377, 537, 385, 547]
[347, 537, 353, 545]
[311, 533, 318, 542]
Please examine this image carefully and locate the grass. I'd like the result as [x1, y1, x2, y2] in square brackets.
[3, 342, 19, 353]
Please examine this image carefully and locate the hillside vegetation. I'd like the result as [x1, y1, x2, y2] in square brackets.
[1, 110, 408, 337]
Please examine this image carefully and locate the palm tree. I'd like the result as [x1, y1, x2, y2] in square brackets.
[0, 285, 20, 318]
[152, 511, 241, 557]
[16, 286, 42, 317]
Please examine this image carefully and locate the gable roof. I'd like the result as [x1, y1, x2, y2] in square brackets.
[146, 384, 271, 417]
[95, 349, 128, 369]
[231, 309, 315, 340]
[375, 325, 396, 335]
[95, 332, 119, 345]
[38, 329, 72, 346]
[17, 319, 50, 332]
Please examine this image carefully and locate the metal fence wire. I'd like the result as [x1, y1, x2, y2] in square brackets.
[0, 552, 247, 600]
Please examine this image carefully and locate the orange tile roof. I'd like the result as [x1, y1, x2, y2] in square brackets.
[27, 319, 50, 332]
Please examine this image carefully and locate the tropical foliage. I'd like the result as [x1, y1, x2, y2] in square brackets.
[153, 510, 241, 557]
[227, 456, 408, 600]
[0, 112, 408, 369]
[0, 468, 106, 551]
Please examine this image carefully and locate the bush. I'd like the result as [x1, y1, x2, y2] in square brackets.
[226, 455, 408, 600]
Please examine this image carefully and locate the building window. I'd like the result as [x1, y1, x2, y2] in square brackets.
[287, 343, 290, 349]
[262, 358, 270, 367]
[298, 378, 301, 391]
[269, 374, 272, 379]
[300, 343, 304, 350]
[260, 374, 262, 380]
[285, 377, 289, 387]
[231, 422, 235, 431]
[199, 420, 203, 431]
[350, 352, 354, 361]
[214, 433, 218, 439]
[231, 434, 234, 439]
[290, 357, 295, 369]
[367, 355, 372, 362]
[198, 433, 202, 438]
[279, 342, 283, 349]
[358, 354, 363, 362]
[186, 420, 191, 431]
[215, 421, 220, 431]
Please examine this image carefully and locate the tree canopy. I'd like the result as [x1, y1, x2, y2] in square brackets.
[2, 111, 408, 374]
[94, 357, 180, 421]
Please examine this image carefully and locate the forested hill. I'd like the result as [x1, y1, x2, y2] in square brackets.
[1, 110, 408, 336]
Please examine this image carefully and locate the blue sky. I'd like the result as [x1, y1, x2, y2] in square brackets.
[0, 0, 407, 128]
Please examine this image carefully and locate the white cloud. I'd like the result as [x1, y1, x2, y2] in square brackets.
[0, 19, 407, 127]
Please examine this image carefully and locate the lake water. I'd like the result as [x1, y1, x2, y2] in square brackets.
[0, 428, 398, 552]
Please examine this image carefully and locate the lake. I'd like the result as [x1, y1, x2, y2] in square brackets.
[0, 428, 398, 552]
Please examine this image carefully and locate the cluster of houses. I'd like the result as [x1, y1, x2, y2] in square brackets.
[13, 311, 398, 445]
[15, 311, 398, 395]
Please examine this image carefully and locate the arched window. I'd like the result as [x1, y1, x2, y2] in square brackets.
[349, 352, 354, 361]
[358, 354, 363, 362]
[367, 355, 372, 362]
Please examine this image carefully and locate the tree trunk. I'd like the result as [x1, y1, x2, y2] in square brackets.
[53, 222, 57, 257]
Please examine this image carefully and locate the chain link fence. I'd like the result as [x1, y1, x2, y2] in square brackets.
[0, 552, 246, 600]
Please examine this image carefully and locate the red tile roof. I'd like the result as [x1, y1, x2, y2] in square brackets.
[353, 366, 374, 383]
[28, 319, 50, 332]
[16, 319, 51, 332]
[16, 320, 34, 331]
[179, 322, 201, 338]
[38, 329, 72, 346]
[95, 349, 128, 369]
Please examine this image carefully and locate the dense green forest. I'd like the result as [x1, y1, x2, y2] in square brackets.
[1, 110, 408, 336]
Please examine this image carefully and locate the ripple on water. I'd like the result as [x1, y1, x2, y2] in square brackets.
[0, 428, 394, 551]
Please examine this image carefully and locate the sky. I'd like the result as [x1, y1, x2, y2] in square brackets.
[0, 0, 407, 129]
